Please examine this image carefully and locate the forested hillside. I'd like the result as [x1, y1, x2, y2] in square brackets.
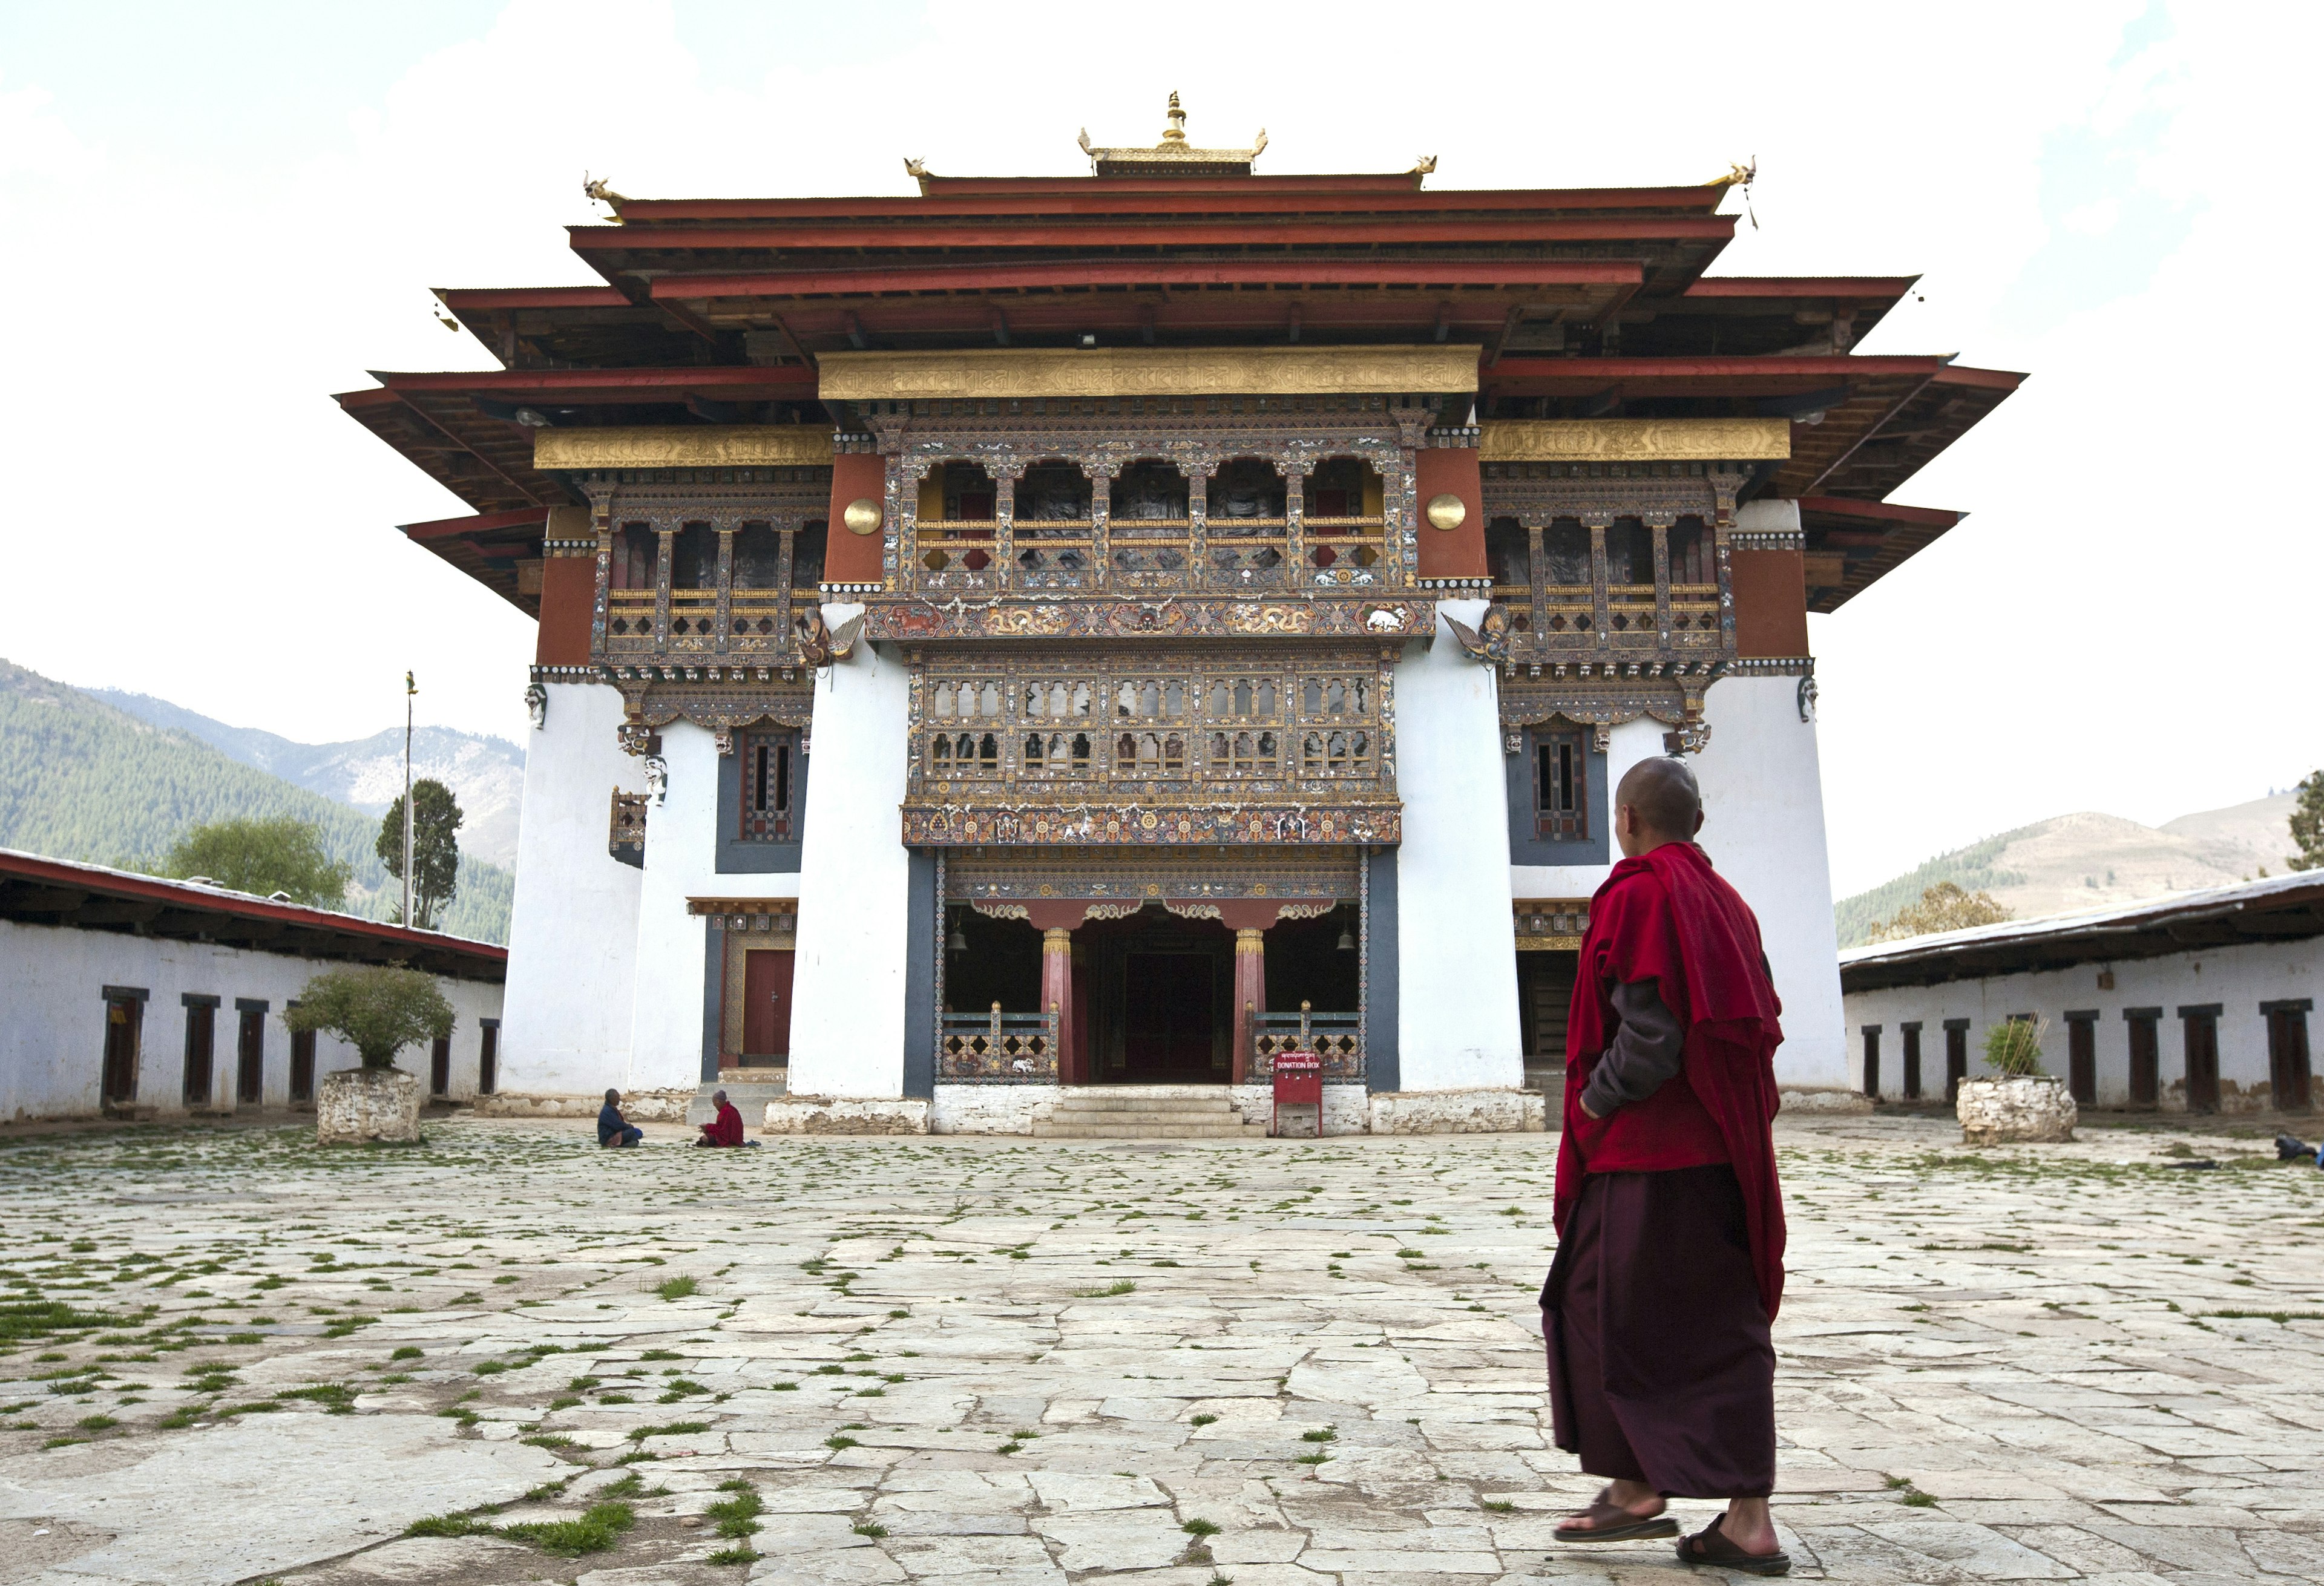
[0, 658, 511, 942]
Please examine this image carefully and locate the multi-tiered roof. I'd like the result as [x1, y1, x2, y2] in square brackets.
[340, 102, 2020, 617]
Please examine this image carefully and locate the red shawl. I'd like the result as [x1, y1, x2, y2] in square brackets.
[1555, 841, 1790, 1318]
[701, 1102, 745, 1147]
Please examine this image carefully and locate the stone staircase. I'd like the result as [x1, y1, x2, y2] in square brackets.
[692, 1073, 789, 1127]
[1030, 1087, 1270, 1141]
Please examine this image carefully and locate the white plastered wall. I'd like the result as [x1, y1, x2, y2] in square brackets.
[0, 919, 503, 1122]
[1695, 675, 1848, 1089]
[1393, 598, 1525, 1090]
[501, 681, 644, 1097]
[1843, 937, 2319, 1110]
[627, 719, 717, 1091]
[787, 611, 914, 1097]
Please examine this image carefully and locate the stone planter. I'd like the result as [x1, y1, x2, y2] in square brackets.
[1957, 1076, 2076, 1145]
[317, 1067, 424, 1145]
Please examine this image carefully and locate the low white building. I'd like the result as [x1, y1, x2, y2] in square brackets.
[1839, 873, 2319, 1114]
[0, 850, 507, 1124]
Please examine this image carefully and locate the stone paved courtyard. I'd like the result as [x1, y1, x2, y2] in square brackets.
[0, 1110, 2319, 1585]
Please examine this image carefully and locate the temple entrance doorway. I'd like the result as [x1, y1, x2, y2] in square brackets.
[1086, 908, 1233, 1084]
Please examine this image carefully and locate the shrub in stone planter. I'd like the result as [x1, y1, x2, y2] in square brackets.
[285, 967, 454, 1144]
[1958, 1017, 2076, 1144]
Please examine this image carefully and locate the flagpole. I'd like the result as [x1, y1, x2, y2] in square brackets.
[402, 672, 416, 928]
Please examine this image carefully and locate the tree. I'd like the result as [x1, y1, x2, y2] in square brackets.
[2291, 770, 2324, 873]
[160, 815, 351, 908]
[1868, 881, 2012, 943]
[376, 778, 462, 929]
[283, 966, 454, 1069]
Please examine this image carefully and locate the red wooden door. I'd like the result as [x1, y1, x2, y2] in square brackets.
[289, 1030, 316, 1102]
[2268, 1010, 2312, 1110]
[1124, 954, 1215, 1079]
[744, 950, 795, 1057]
[2184, 1015, 2219, 1113]
[2067, 1017, 2096, 1106]
[429, 1035, 451, 1096]
[182, 1004, 214, 1106]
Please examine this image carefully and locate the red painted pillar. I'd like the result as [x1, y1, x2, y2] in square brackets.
[1232, 927, 1266, 1085]
[1042, 927, 1073, 1080]
[1069, 943, 1091, 1085]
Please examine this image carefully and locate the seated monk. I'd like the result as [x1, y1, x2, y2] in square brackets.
[692, 1089, 752, 1148]
[1545, 756, 1791, 1575]
[597, 1089, 643, 1149]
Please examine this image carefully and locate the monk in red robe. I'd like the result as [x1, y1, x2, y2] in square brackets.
[1546, 756, 1791, 1575]
[694, 1090, 747, 1147]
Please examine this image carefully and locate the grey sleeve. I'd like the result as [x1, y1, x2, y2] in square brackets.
[1578, 978, 1687, 1117]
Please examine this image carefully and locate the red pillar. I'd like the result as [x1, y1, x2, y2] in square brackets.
[1232, 926, 1265, 1084]
[1041, 926, 1074, 1080]
[1069, 943, 1091, 1085]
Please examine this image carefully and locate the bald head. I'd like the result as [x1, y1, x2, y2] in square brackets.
[1614, 756, 1703, 855]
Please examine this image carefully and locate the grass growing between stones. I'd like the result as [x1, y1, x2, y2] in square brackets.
[407, 1500, 637, 1557]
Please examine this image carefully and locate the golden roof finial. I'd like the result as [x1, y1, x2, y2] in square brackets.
[1162, 90, 1187, 143]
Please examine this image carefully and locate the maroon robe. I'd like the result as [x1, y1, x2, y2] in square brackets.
[1544, 841, 1787, 1499]
[699, 1101, 745, 1147]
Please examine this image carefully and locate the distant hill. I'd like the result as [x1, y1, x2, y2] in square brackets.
[1836, 795, 2302, 947]
[90, 688, 525, 870]
[0, 658, 511, 943]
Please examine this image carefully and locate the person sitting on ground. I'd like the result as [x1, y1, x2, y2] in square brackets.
[693, 1089, 751, 1147]
[598, 1089, 643, 1149]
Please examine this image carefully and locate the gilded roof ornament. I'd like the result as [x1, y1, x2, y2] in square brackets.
[1079, 91, 1267, 177]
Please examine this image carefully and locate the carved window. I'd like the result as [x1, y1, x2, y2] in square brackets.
[613, 524, 656, 590]
[791, 520, 827, 589]
[1532, 728, 1589, 839]
[1301, 677, 1368, 718]
[1486, 518, 1530, 590]
[1302, 457, 1381, 520]
[1543, 520, 1591, 586]
[731, 523, 781, 589]
[1669, 517, 1710, 586]
[670, 523, 718, 589]
[1022, 731, 1094, 778]
[1114, 679, 1187, 719]
[1023, 680, 1095, 720]
[1606, 519, 1655, 587]
[741, 731, 798, 841]
[1302, 729, 1372, 776]
[1114, 730, 1186, 777]
[1108, 460, 1188, 523]
[1207, 678, 1279, 719]
[1209, 458, 1287, 525]
[932, 680, 1006, 721]
[1017, 461, 1091, 523]
[1210, 729, 1281, 776]
[931, 731, 1002, 778]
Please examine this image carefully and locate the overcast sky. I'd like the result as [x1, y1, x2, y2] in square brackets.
[2, 1, 2314, 896]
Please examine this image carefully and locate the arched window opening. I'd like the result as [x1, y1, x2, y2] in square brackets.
[1209, 458, 1287, 525]
[732, 523, 781, 589]
[614, 524, 656, 590]
[670, 523, 718, 589]
[1108, 460, 1187, 524]
[1544, 520, 1590, 586]
[790, 520, 827, 589]
[1017, 461, 1091, 523]
[1607, 518, 1655, 586]
[1668, 517, 1710, 585]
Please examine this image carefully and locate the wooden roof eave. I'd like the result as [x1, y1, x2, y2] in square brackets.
[1797, 496, 1964, 613]
[1781, 364, 2026, 500]
[574, 216, 1737, 255]
[602, 183, 1738, 225]
[399, 506, 551, 617]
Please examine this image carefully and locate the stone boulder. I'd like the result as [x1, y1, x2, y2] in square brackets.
[1957, 1075, 2076, 1145]
[317, 1067, 424, 1145]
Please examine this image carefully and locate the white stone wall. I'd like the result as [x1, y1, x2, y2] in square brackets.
[622, 719, 801, 1093]
[1695, 675, 1848, 1089]
[788, 612, 916, 1098]
[931, 1084, 1062, 1135]
[501, 681, 645, 1098]
[1504, 678, 1846, 1092]
[1843, 936, 2320, 1111]
[0, 918, 504, 1122]
[1393, 599, 1525, 1092]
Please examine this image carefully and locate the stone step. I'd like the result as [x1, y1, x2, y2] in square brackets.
[693, 1075, 789, 1125]
[1050, 1094, 1238, 1114]
[1030, 1119, 1267, 1139]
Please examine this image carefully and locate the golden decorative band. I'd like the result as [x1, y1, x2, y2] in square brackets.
[1480, 418, 1790, 463]
[535, 425, 836, 470]
[816, 344, 1483, 402]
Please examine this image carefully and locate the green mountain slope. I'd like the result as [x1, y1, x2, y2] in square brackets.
[0, 658, 510, 943]
[1834, 828, 2031, 948]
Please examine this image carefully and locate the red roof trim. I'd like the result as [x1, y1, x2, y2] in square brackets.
[1486, 353, 1952, 382]
[0, 849, 508, 966]
[654, 260, 1642, 300]
[610, 183, 1730, 221]
[1928, 364, 2028, 391]
[1794, 496, 1964, 529]
[438, 286, 632, 310]
[399, 506, 549, 543]
[369, 367, 816, 396]
[1682, 276, 1920, 298]
[582, 218, 1732, 254]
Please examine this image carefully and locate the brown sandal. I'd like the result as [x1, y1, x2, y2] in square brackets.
[1676, 1513, 1791, 1575]
[1555, 1486, 1679, 1544]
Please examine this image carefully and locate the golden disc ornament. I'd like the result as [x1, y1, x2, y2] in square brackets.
[842, 497, 884, 536]
[1425, 493, 1468, 531]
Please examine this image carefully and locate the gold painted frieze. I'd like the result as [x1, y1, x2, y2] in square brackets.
[537, 425, 836, 470]
[868, 597, 1434, 643]
[820, 345, 1482, 402]
[1480, 418, 1790, 464]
